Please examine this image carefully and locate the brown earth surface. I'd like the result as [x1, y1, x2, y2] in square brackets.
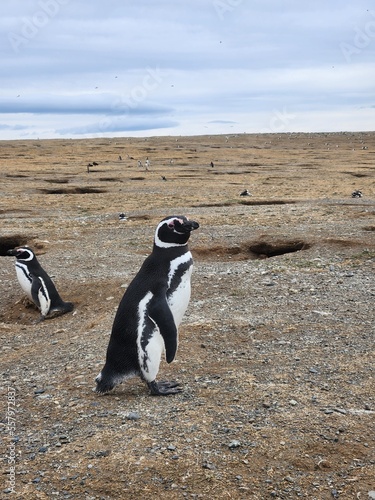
[0, 132, 374, 499]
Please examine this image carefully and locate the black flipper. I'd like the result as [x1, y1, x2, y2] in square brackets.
[30, 276, 42, 310]
[148, 294, 178, 363]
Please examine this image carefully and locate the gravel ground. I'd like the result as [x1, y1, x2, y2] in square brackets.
[0, 133, 374, 499]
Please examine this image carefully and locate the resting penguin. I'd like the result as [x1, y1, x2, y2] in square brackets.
[95, 215, 199, 396]
[7, 247, 74, 320]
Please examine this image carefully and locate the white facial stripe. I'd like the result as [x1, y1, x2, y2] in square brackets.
[16, 248, 34, 261]
[154, 235, 185, 248]
[169, 217, 183, 227]
[154, 217, 188, 248]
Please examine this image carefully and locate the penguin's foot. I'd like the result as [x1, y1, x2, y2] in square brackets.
[95, 381, 115, 394]
[95, 375, 116, 394]
[148, 380, 182, 396]
[46, 303, 75, 319]
[95, 378, 116, 394]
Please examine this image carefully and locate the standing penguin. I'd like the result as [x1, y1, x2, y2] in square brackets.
[95, 215, 199, 396]
[7, 247, 74, 320]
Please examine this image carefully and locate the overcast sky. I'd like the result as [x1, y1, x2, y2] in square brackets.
[1, 0, 374, 140]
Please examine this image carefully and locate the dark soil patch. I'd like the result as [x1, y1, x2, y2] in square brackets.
[0, 234, 32, 256]
[195, 238, 310, 261]
[39, 187, 107, 194]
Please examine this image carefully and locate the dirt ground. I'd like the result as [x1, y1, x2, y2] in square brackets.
[0, 132, 374, 499]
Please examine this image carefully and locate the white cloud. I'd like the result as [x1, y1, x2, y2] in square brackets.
[0, 0, 374, 139]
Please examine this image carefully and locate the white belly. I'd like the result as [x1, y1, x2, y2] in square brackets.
[137, 291, 164, 382]
[167, 267, 192, 328]
[15, 263, 33, 300]
[136, 252, 194, 381]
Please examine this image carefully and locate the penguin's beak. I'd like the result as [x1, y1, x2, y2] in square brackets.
[7, 249, 17, 256]
[182, 219, 199, 232]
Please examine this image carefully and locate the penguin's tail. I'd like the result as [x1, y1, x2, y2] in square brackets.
[63, 301, 74, 312]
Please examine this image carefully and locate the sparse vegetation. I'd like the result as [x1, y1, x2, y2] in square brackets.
[0, 132, 374, 499]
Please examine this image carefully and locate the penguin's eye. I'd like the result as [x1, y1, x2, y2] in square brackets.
[168, 222, 174, 228]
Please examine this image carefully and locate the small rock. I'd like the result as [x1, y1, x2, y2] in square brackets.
[262, 280, 275, 286]
[126, 412, 140, 421]
[333, 408, 347, 415]
[228, 440, 241, 449]
[312, 310, 331, 316]
[202, 461, 216, 470]
[95, 450, 110, 458]
[289, 399, 298, 406]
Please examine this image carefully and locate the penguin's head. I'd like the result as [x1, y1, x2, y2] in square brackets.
[155, 215, 199, 248]
[7, 246, 35, 261]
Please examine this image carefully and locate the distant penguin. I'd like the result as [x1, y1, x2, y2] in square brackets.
[352, 189, 363, 198]
[7, 247, 74, 320]
[95, 215, 199, 396]
[240, 189, 252, 197]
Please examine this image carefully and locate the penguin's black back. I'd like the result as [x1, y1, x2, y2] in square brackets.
[29, 256, 72, 311]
